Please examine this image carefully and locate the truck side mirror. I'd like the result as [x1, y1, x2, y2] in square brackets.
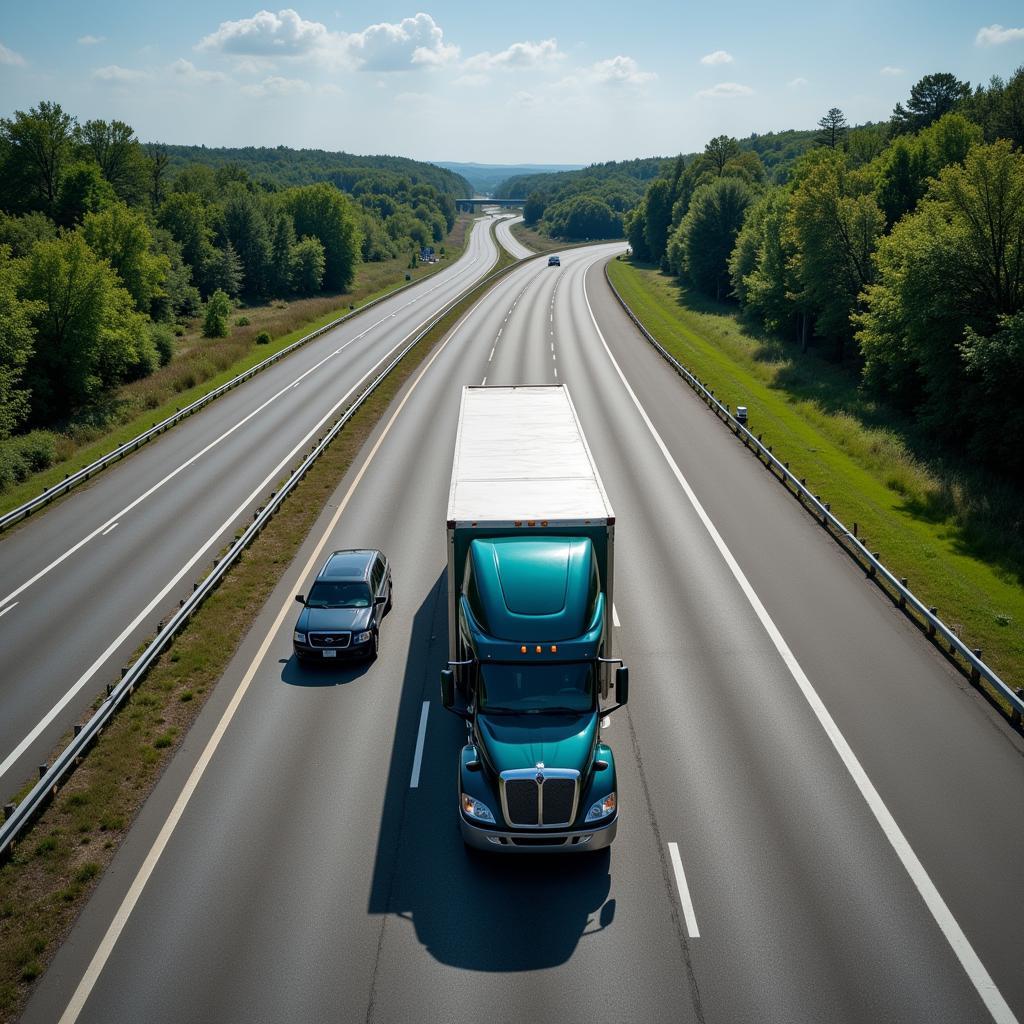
[615, 666, 629, 705]
[440, 668, 455, 709]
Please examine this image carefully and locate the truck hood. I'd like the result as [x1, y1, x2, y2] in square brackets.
[476, 712, 598, 774]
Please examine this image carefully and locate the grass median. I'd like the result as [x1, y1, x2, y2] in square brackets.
[0, 221, 518, 1023]
[607, 258, 1024, 690]
[0, 215, 475, 520]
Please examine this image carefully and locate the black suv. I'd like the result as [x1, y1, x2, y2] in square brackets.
[293, 549, 392, 662]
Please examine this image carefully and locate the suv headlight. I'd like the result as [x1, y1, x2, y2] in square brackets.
[354, 630, 372, 644]
[293, 631, 306, 644]
[586, 792, 616, 822]
[461, 793, 495, 823]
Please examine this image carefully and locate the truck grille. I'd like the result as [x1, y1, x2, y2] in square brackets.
[500, 769, 579, 828]
[309, 631, 351, 649]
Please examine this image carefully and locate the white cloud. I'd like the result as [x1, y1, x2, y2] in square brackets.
[697, 81, 753, 99]
[453, 72, 488, 88]
[344, 13, 457, 70]
[241, 74, 310, 96]
[77, 35, 105, 46]
[0, 41, 26, 66]
[590, 55, 656, 86]
[464, 38, 563, 72]
[880, 65, 905, 76]
[171, 58, 228, 84]
[93, 64, 149, 82]
[199, 9, 328, 55]
[975, 24, 1024, 46]
[508, 90, 539, 108]
[788, 77, 808, 88]
[700, 49, 733, 65]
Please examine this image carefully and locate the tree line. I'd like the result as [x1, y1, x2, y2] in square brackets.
[0, 100, 463, 487]
[624, 68, 1024, 479]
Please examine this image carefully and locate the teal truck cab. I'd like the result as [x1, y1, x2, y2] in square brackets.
[441, 385, 628, 852]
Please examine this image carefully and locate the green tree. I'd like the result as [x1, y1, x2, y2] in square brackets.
[704, 135, 741, 175]
[204, 242, 244, 298]
[81, 203, 170, 314]
[0, 248, 38, 439]
[642, 178, 674, 266]
[18, 233, 153, 422]
[892, 73, 970, 134]
[623, 202, 650, 262]
[283, 183, 361, 291]
[290, 236, 326, 295]
[146, 144, 171, 209]
[267, 207, 296, 295]
[158, 192, 216, 293]
[55, 161, 117, 226]
[221, 184, 272, 297]
[816, 107, 849, 150]
[0, 211, 56, 258]
[202, 289, 233, 338]
[76, 119, 144, 201]
[0, 101, 77, 214]
[669, 177, 752, 300]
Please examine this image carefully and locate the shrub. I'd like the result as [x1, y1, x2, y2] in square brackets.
[0, 431, 58, 490]
[255, 331, 272, 345]
[235, 316, 250, 327]
[150, 324, 175, 367]
[202, 289, 232, 338]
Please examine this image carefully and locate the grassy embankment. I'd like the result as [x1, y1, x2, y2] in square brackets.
[0, 220, 516, 1022]
[509, 221, 560, 253]
[607, 259, 1024, 689]
[0, 214, 475, 518]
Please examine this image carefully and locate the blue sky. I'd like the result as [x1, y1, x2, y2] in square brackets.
[1, 2, 1023, 163]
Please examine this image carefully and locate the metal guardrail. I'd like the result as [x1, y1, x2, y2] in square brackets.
[0, 246, 549, 859]
[603, 262, 1024, 725]
[0, 250, 480, 534]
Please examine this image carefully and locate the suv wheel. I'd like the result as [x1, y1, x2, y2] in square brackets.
[369, 629, 379, 661]
[384, 581, 393, 614]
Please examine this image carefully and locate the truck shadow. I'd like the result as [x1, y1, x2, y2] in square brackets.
[367, 571, 615, 971]
[279, 655, 373, 687]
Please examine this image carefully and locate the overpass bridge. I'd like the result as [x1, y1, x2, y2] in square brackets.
[456, 198, 525, 212]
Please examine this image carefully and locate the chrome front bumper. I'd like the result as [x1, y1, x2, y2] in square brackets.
[460, 813, 617, 853]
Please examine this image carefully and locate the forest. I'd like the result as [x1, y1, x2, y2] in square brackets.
[623, 69, 1024, 480]
[0, 102, 465, 487]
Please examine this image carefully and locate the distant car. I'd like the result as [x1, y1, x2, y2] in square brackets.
[548, 255, 561, 266]
[293, 549, 392, 663]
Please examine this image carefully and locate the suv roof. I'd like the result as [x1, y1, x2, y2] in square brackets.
[319, 549, 377, 581]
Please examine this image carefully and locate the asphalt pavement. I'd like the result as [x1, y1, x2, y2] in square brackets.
[23, 244, 1024, 1024]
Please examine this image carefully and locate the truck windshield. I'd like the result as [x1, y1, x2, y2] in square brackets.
[306, 581, 371, 608]
[478, 661, 594, 714]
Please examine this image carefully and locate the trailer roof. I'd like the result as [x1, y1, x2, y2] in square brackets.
[447, 385, 614, 525]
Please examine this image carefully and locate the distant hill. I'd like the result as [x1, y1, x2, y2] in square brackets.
[163, 145, 472, 199]
[433, 162, 584, 196]
[493, 157, 667, 201]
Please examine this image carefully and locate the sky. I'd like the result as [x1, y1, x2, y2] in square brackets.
[1, 1, 1023, 164]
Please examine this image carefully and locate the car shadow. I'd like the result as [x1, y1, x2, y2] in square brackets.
[367, 570, 615, 971]
[280, 655, 373, 687]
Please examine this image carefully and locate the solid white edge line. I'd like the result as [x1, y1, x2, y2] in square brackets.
[56, 262, 493, 1024]
[0, 229, 505, 782]
[668, 842, 700, 938]
[582, 269, 1016, 1024]
[409, 701, 430, 788]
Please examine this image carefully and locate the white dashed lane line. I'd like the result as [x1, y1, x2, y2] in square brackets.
[0, 602, 18, 620]
[101, 523, 119, 536]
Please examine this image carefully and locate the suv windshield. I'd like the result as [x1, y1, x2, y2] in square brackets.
[306, 581, 371, 608]
[478, 661, 594, 714]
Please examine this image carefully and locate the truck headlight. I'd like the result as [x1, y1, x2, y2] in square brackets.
[293, 631, 306, 644]
[461, 793, 495, 823]
[354, 630, 372, 643]
[586, 792, 616, 822]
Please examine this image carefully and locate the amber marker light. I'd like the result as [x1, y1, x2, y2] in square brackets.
[535, 645, 542, 653]
[520, 645, 527, 654]
[550, 645, 558, 653]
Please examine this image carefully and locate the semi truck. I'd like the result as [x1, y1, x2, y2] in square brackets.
[440, 385, 628, 852]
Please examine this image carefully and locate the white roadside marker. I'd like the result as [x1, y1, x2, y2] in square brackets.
[410, 701, 430, 788]
[668, 842, 701, 938]
[582, 269, 1016, 1024]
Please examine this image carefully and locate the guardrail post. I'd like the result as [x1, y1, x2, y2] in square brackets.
[38, 764, 47, 779]
[899, 580, 907, 608]
[927, 609, 937, 637]
[971, 651, 982, 685]
[3, 804, 14, 821]
[1013, 690, 1023, 728]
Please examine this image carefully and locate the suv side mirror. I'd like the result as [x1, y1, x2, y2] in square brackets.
[615, 666, 629, 705]
[295, 594, 305, 605]
[440, 669, 455, 709]
[374, 595, 386, 605]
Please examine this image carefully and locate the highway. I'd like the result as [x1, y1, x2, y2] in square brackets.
[0, 216, 500, 795]
[494, 213, 533, 259]
[24, 244, 1024, 1024]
